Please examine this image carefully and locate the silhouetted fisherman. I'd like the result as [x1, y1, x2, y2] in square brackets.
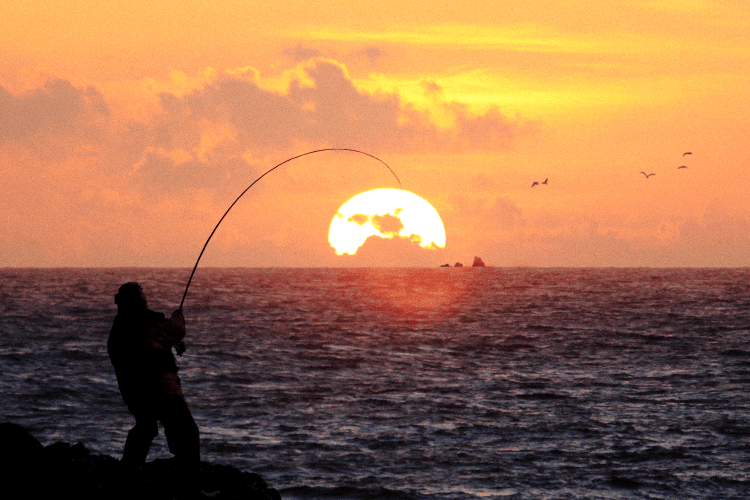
[108, 282, 200, 497]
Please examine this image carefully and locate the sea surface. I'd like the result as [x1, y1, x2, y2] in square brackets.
[2, 267, 750, 499]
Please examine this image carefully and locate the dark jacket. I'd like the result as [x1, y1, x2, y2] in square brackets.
[108, 308, 186, 408]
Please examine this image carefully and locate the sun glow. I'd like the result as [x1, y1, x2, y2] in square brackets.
[328, 189, 446, 255]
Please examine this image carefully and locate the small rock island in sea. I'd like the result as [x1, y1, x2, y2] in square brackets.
[1, 422, 281, 500]
[440, 256, 486, 268]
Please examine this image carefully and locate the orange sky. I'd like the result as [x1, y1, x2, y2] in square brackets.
[2, 1, 749, 267]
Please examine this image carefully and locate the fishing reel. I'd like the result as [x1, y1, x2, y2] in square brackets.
[174, 341, 186, 357]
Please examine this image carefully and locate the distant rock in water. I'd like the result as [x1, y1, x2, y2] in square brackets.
[0, 422, 281, 500]
[454, 262, 463, 267]
[472, 257, 485, 267]
[440, 263, 450, 267]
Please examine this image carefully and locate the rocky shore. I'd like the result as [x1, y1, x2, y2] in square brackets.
[0, 422, 282, 500]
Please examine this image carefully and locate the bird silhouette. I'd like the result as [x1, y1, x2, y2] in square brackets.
[683, 152, 692, 156]
[541, 178, 548, 185]
[678, 165, 688, 169]
[640, 172, 656, 178]
[531, 178, 548, 187]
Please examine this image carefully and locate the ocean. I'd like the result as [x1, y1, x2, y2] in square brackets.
[2, 267, 750, 499]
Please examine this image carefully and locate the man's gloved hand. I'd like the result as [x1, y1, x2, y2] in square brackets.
[171, 309, 185, 326]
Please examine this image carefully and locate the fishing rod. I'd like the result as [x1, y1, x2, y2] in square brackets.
[178, 148, 402, 310]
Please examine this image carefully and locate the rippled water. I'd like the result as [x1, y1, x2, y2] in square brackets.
[2, 268, 750, 499]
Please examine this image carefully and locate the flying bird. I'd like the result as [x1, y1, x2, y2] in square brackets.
[683, 152, 692, 156]
[541, 178, 548, 185]
[678, 165, 688, 169]
[531, 178, 548, 187]
[640, 172, 656, 178]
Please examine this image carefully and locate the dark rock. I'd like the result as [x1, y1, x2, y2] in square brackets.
[0, 422, 45, 498]
[0, 422, 43, 462]
[439, 264, 450, 267]
[1, 422, 282, 500]
[454, 262, 463, 267]
[472, 256, 485, 267]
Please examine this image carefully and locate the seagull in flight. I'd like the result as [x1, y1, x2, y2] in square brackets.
[531, 178, 548, 187]
[683, 152, 692, 156]
[678, 165, 688, 169]
[640, 171, 656, 178]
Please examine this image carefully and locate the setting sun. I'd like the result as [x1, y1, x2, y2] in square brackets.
[328, 189, 446, 256]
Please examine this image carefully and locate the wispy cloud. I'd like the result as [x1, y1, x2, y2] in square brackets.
[288, 24, 611, 53]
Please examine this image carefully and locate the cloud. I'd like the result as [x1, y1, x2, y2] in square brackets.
[157, 60, 525, 154]
[446, 104, 518, 150]
[445, 195, 526, 238]
[343, 211, 411, 238]
[645, 0, 713, 13]
[444, 192, 750, 267]
[371, 212, 404, 236]
[348, 47, 385, 65]
[0, 64, 529, 266]
[285, 44, 324, 62]
[422, 80, 444, 97]
[489, 197, 526, 229]
[129, 148, 253, 201]
[670, 199, 750, 266]
[348, 213, 370, 225]
[338, 233, 445, 267]
[0, 62, 523, 189]
[0, 79, 109, 141]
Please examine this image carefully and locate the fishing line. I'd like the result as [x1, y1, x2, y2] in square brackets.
[178, 148, 402, 310]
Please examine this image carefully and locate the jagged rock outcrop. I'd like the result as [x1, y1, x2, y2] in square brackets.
[454, 262, 463, 267]
[0, 422, 281, 500]
[472, 257, 485, 267]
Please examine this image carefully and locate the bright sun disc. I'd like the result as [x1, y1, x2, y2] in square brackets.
[328, 188, 446, 255]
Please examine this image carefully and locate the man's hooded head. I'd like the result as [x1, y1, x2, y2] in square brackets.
[115, 282, 147, 311]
